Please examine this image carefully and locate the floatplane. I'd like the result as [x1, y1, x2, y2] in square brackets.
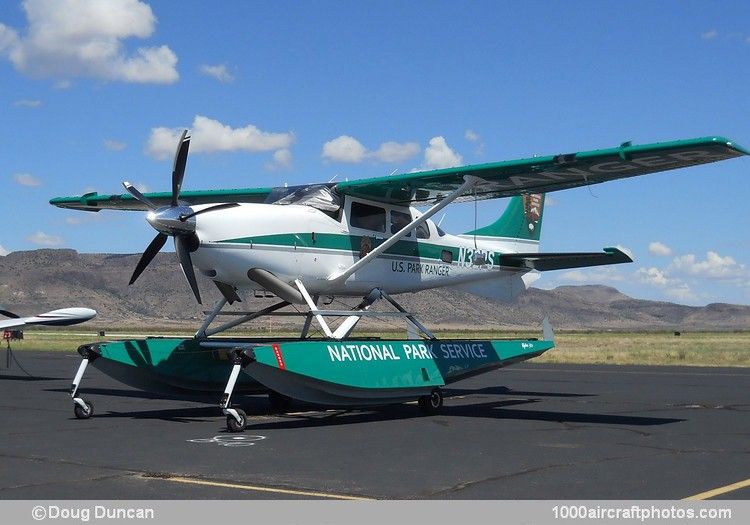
[51, 132, 747, 431]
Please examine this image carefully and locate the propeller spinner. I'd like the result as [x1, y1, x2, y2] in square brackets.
[124, 130, 237, 304]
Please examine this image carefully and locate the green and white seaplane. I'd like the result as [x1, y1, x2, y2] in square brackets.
[51, 132, 747, 430]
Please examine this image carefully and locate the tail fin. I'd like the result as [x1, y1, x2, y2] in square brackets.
[464, 193, 545, 241]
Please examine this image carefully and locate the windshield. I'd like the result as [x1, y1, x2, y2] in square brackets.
[269, 184, 342, 212]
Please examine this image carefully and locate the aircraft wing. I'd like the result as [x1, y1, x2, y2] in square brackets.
[49, 136, 747, 212]
[0, 308, 97, 330]
[50, 187, 273, 212]
[334, 136, 748, 206]
[500, 247, 632, 271]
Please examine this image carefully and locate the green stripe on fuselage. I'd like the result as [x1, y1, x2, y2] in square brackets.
[217, 232, 458, 262]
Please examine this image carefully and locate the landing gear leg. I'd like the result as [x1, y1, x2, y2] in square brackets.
[220, 348, 253, 432]
[70, 346, 98, 419]
[417, 387, 444, 415]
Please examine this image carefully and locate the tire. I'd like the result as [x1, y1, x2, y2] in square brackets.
[226, 409, 247, 432]
[268, 391, 293, 413]
[74, 399, 94, 419]
[417, 388, 443, 415]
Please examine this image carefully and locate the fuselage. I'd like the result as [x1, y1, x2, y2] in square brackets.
[188, 196, 540, 300]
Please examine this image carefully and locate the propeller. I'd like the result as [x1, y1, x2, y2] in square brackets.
[123, 130, 238, 304]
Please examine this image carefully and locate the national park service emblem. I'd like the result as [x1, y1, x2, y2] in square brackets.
[523, 194, 543, 231]
[359, 236, 373, 258]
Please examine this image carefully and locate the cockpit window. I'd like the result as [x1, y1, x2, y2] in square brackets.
[416, 221, 430, 239]
[350, 202, 386, 232]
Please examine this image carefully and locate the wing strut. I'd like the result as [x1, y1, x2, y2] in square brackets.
[329, 175, 481, 283]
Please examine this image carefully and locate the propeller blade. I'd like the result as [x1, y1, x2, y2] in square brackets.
[179, 202, 239, 222]
[122, 181, 157, 210]
[175, 235, 202, 304]
[171, 130, 190, 206]
[129, 232, 168, 285]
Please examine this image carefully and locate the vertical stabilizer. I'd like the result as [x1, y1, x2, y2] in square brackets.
[464, 194, 545, 241]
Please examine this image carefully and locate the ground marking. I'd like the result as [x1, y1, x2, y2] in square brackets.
[146, 475, 372, 500]
[683, 478, 750, 500]
[187, 435, 266, 447]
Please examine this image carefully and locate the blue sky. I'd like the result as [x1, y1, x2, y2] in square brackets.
[1, 0, 749, 306]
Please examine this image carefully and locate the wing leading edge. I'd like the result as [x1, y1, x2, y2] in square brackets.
[50, 187, 273, 212]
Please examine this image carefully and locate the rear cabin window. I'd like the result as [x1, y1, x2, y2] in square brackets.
[390, 210, 412, 237]
[350, 202, 386, 232]
[416, 222, 430, 239]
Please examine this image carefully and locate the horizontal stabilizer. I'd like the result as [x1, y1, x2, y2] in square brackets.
[500, 247, 632, 271]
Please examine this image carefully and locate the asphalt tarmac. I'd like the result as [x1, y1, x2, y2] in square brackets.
[0, 350, 748, 500]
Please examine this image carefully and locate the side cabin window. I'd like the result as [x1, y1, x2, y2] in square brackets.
[390, 210, 412, 237]
[350, 202, 386, 232]
[416, 221, 430, 239]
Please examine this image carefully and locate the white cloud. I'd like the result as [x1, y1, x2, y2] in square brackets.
[424, 136, 463, 169]
[0, 22, 19, 53]
[104, 139, 126, 151]
[636, 267, 669, 286]
[0, 244, 8, 256]
[0, 0, 178, 84]
[670, 251, 746, 280]
[615, 244, 634, 260]
[322, 135, 368, 163]
[199, 63, 234, 83]
[544, 195, 557, 207]
[13, 173, 41, 186]
[27, 231, 63, 246]
[464, 129, 485, 155]
[664, 283, 696, 302]
[372, 141, 420, 163]
[636, 267, 696, 302]
[321, 135, 422, 165]
[13, 98, 41, 107]
[560, 267, 625, 283]
[701, 29, 718, 41]
[264, 148, 293, 171]
[648, 241, 672, 257]
[146, 115, 295, 160]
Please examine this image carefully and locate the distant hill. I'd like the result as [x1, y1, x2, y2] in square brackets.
[1, 249, 749, 331]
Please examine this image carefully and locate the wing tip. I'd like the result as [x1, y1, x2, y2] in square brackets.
[604, 246, 634, 263]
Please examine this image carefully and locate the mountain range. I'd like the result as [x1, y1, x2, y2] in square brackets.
[1, 249, 748, 331]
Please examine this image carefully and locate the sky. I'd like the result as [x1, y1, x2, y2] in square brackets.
[1, 0, 749, 306]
